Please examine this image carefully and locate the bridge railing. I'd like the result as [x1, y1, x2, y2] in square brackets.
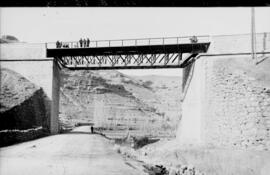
[46, 35, 210, 49]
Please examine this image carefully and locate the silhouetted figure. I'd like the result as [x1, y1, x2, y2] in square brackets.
[86, 38, 90, 47]
[190, 36, 198, 43]
[91, 126, 94, 134]
[79, 38, 83, 48]
[56, 40, 60, 48]
[83, 39, 87, 47]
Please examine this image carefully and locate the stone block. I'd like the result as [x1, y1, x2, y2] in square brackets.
[262, 111, 270, 117]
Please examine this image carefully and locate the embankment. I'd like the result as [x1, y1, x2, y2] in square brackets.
[174, 33, 270, 175]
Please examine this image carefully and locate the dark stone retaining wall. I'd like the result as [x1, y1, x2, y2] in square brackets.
[0, 88, 50, 131]
[0, 127, 48, 147]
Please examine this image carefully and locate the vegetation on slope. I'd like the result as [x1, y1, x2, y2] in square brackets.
[60, 69, 182, 137]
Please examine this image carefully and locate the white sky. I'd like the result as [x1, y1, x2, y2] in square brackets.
[1, 7, 270, 76]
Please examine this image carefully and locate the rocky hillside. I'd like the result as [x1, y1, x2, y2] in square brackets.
[132, 75, 182, 122]
[0, 68, 49, 130]
[60, 70, 182, 137]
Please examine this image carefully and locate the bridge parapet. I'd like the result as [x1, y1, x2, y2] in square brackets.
[0, 43, 47, 60]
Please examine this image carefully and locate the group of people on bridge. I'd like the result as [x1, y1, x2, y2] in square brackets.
[79, 38, 90, 48]
[56, 41, 70, 48]
[56, 38, 90, 48]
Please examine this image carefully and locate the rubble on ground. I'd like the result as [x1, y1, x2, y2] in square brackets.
[113, 140, 205, 175]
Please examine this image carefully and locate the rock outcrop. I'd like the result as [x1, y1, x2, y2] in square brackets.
[0, 68, 50, 131]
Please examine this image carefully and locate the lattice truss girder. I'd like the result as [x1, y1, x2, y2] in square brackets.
[56, 53, 186, 68]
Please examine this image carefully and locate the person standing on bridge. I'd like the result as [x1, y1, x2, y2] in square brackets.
[83, 39, 87, 47]
[56, 40, 60, 48]
[79, 38, 83, 48]
[190, 36, 198, 43]
[86, 38, 90, 47]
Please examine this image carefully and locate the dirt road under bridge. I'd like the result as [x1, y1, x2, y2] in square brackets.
[0, 126, 146, 175]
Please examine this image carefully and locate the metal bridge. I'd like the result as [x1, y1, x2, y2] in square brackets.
[46, 36, 210, 70]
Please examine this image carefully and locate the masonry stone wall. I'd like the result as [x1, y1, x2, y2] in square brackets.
[0, 127, 47, 147]
[178, 33, 270, 150]
[203, 56, 270, 150]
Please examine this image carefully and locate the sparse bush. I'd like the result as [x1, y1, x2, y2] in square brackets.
[132, 136, 159, 149]
[149, 119, 156, 123]
[161, 123, 172, 130]
[65, 85, 75, 90]
[133, 136, 149, 149]
[161, 85, 167, 89]
[113, 144, 121, 153]
[142, 80, 153, 90]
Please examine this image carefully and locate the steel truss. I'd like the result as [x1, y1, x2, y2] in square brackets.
[55, 52, 199, 70]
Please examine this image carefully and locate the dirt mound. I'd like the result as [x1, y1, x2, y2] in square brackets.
[0, 68, 50, 130]
[0, 35, 19, 43]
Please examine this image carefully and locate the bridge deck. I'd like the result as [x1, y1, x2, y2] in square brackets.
[47, 43, 210, 57]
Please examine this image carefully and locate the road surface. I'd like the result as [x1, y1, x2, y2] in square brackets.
[0, 126, 146, 175]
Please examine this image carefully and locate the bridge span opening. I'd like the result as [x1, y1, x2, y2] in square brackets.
[0, 35, 210, 137]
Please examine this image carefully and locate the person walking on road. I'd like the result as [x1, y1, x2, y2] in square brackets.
[91, 126, 94, 134]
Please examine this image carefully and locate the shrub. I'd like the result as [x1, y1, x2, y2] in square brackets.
[133, 136, 149, 149]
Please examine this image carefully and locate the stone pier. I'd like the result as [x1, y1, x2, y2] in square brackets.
[0, 43, 60, 134]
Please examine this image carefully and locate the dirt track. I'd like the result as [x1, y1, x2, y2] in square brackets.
[0, 126, 146, 175]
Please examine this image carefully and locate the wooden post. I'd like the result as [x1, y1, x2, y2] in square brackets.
[251, 7, 257, 64]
